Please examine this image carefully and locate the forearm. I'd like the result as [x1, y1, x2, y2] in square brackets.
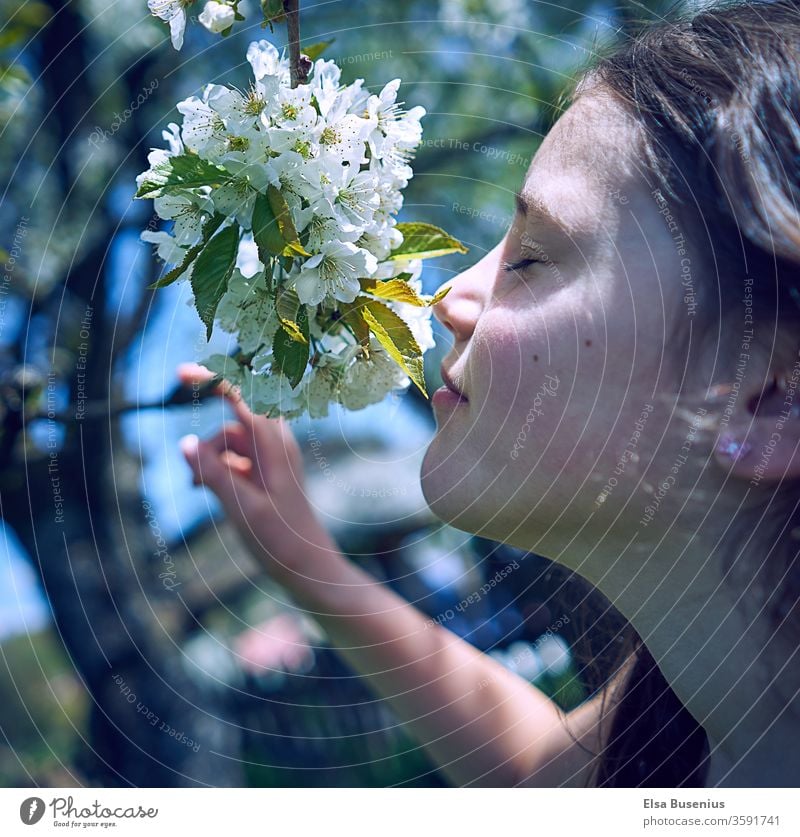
[272, 539, 569, 787]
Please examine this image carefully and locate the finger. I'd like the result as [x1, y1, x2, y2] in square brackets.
[220, 449, 254, 482]
[176, 361, 268, 437]
[176, 361, 244, 417]
[181, 434, 253, 487]
[177, 364, 303, 488]
[188, 424, 259, 487]
[180, 433, 266, 519]
[201, 417, 299, 492]
[201, 422, 256, 461]
[187, 455, 252, 486]
[176, 361, 218, 386]
[235, 417, 300, 491]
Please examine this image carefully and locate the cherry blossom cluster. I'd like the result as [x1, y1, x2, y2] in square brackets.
[136, 39, 465, 418]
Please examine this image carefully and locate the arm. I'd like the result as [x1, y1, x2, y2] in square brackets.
[270, 541, 606, 787]
[177, 364, 606, 787]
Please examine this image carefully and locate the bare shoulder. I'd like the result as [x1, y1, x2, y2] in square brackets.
[516, 688, 607, 787]
[517, 657, 633, 788]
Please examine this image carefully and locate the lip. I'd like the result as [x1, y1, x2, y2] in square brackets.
[431, 386, 468, 409]
[440, 365, 467, 400]
[432, 365, 468, 409]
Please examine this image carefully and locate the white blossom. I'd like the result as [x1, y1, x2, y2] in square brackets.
[293, 240, 377, 306]
[338, 342, 409, 411]
[198, 1, 235, 34]
[153, 192, 213, 246]
[140, 230, 187, 266]
[148, 0, 190, 50]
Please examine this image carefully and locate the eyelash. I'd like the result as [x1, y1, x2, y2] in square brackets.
[502, 256, 544, 273]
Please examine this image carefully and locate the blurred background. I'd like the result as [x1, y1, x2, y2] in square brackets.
[0, 0, 679, 787]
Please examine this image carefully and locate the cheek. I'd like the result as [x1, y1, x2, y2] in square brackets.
[467, 312, 570, 465]
[467, 303, 617, 474]
[469, 305, 575, 412]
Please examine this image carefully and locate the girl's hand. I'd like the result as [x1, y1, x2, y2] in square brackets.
[176, 362, 338, 579]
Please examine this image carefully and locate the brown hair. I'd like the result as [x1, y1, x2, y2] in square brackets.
[559, 0, 800, 786]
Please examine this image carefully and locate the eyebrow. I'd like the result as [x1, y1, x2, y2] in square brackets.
[513, 189, 567, 231]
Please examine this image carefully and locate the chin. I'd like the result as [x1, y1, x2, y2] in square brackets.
[420, 443, 496, 536]
[421, 442, 470, 526]
[421, 441, 564, 552]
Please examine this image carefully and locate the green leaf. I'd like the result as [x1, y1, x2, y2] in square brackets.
[428, 285, 452, 305]
[252, 187, 309, 259]
[301, 40, 334, 61]
[261, 0, 286, 28]
[273, 305, 309, 387]
[360, 277, 453, 308]
[275, 286, 301, 322]
[267, 184, 308, 254]
[339, 298, 371, 352]
[390, 222, 469, 261]
[190, 223, 240, 339]
[282, 239, 310, 257]
[360, 277, 427, 306]
[135, 153, 229, 199]
[147, 214, 225, 290]
[252, 190, 285, 260]
[361, 300, 427, 397]
[278, 317, 308, 345]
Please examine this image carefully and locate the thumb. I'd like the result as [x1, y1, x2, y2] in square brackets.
[180, 433, 265, 518]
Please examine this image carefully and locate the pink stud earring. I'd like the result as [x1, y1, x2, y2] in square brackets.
[715, 433, 753, 462]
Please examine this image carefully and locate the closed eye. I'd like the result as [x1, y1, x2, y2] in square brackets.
[502, 257, 544, 273]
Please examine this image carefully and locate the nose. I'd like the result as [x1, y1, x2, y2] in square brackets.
[433, 241, 502, 343]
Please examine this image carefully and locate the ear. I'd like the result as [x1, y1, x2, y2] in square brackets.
[712, 370, 800, 484]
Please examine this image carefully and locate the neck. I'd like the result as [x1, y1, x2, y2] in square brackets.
[562, 511, 800, 786]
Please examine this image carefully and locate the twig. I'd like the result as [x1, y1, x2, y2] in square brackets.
[283, 0, 307, 88]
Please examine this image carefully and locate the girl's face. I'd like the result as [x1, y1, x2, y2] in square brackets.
[421, 87, 698, 556]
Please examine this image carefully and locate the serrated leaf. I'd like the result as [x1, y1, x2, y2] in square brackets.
[361, 300, 427, 397]
[148, 213, 225, 289]
[191, 223, 240, 339]
[136, 153, 229, 199]
[360, 277, 427, 306]
[339, 298, 371, 352]
[360, 277, 452, 308]
[390, 222, 468, 261]
[278, 317, 308, 345]
[282, 239, 310, 257]
[301, 40, 334, 60]
[275, 286, 301, 322]
[267, 184, 303, 248]
[252, 190, 285, 259]
[428, 285, 452, 305]
[253, 186, 308, 259]
[273, 306, 309, 387]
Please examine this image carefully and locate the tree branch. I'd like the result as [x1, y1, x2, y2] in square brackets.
[283, 0, 307, 88]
